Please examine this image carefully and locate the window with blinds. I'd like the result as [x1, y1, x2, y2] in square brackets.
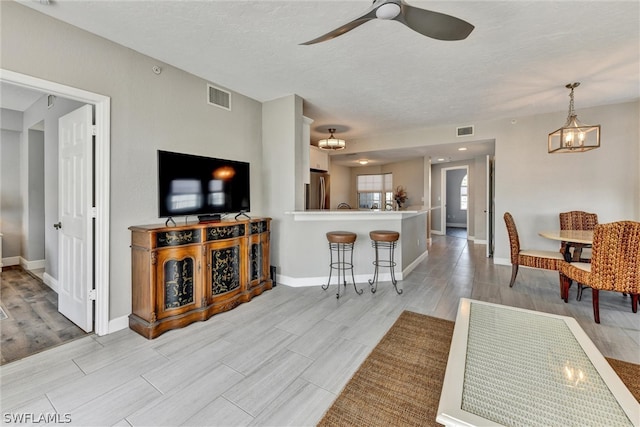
[357, 173, 393, 209]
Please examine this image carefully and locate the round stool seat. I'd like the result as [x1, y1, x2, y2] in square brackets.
[369, 230, 399, 242]
[327, 231, 357, 244]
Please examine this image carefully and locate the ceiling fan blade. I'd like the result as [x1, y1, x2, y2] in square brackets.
[300, 8, 377, 45]
[394, 2, 474, 41]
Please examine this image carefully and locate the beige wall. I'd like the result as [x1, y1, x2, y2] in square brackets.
[345, 101, 639, 261]
[1, 2, 264, 320]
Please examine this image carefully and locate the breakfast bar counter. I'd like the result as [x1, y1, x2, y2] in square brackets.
[276, 210, 428, 287]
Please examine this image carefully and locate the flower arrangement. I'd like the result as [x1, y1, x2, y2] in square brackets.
[394, 185, 407, 209]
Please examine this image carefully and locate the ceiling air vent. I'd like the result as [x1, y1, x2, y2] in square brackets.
[207, 83, 231, 111]
[456, 125, 474, 137]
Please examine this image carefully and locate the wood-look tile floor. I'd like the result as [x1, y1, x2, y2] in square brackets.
[1, 236, 638, 426]
[0, 267, 88, 365]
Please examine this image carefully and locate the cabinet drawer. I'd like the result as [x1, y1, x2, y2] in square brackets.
[206, 224, 245, 241]
[156, 229, 201, 248]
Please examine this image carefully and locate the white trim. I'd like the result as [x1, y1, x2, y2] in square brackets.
[277, 271, 404, 288]
[108, 315, 129, 334]
[20, 257, 45, 270]
[1, 69, 111, 336]
[2, 256, 20, 267]
[474, 239, 488, 245]
[493, 257, 510, 266]
[43, 272, 59, 293]
[402, 249, 428, 276]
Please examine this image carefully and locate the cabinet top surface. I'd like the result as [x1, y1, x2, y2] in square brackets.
[129, 217, 271, 232]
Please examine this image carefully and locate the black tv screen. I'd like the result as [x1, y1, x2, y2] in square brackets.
[158, 150, 250, 218]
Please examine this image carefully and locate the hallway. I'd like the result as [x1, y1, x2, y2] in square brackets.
[0, 266, 87, 365]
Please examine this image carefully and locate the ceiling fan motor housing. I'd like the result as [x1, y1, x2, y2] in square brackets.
[375, 1, 402, 20]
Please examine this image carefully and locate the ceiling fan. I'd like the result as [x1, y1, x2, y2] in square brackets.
[300, 0, 474, 45]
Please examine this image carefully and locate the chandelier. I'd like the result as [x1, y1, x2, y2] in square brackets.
[318, 128, 346, 150]
[548, 82, 600, 153]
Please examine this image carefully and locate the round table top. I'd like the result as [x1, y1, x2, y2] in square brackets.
[538, 230, 593, 244]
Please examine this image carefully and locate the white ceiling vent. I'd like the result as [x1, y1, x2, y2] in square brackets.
[207, 83, 231, 111]
[456, 125, 474, 137]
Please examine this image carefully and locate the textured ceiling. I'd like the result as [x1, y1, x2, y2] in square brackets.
[13, 0, 640, 157]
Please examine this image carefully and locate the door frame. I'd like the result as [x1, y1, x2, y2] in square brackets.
[441, 166, 469, 235]
[1, 69, 111, 336]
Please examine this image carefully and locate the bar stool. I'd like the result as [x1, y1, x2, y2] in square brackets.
[323, 231, 363, 299]
[368, 230, 402, 294]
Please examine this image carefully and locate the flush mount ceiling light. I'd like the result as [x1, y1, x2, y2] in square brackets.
[548, 82, 600, 153]
[318, 128, 346, 150]
[359, 159, 369, 165]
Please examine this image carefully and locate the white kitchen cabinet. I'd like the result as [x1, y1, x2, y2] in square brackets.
[310, 145, 329, 172]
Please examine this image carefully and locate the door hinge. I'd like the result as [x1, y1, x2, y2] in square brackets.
[91, 125, 97, 136]
[88, 289, 97, 300]
[90, 207, 97, 218]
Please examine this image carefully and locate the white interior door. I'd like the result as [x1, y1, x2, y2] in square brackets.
[58, 104, 93, 332]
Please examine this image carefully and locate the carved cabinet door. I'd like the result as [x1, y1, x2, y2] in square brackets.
[248, 231, 270, 289]
[205, 237, 247, 304]
[155, 245, 202, 320]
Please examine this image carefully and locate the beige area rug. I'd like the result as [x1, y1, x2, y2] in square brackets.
[318, 311, 640, 427]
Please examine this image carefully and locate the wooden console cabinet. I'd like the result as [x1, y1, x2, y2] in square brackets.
[129, 217, 272, 339]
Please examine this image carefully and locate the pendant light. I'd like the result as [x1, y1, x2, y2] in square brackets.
[548, 82, 600, 153]
[318, 128, 346, 151]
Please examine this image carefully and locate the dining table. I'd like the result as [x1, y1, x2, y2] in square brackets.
[538, 229, 593, 262]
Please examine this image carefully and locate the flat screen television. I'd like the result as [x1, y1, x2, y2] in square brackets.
[158, 150, 250, 221]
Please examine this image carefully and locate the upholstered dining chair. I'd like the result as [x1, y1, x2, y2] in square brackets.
[559, 221, 640, 324]
[504, 212, 564, 289]
[559, 211, 598, 262]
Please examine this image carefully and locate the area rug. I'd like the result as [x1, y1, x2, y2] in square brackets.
[318, 310, 640, 427]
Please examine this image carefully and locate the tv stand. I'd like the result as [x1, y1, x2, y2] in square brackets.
[198, 214, 222, 223]
[129, 217, 272, 339]
[235, 211, 251, 220]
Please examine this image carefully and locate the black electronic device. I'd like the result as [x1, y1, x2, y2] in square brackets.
[158, 150, 250, 222]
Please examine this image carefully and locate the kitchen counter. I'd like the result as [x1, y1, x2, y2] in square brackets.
[287, 209, 424, 221]
[276, 210, 428, 287]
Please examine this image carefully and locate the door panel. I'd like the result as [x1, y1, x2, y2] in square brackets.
[58, 104, 93, 332]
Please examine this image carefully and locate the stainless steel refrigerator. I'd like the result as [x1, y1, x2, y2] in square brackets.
[306, 171, 330, 210]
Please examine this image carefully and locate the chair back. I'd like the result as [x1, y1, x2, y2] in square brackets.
[503, 212, 520, 263]
[559, 211, 598, 230]
[559, 211, 598, 254]
[590, 221, 640, 293]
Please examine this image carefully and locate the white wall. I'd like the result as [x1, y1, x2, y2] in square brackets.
[493, 100, 639, 263]
[328, 163, 351, 209]
[19, 96, 85, 276]
[2, 2, 264, 320]
[262, 94, 302, 273]
[1, 127, 22, 260]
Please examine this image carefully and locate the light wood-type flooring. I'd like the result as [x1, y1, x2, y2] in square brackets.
[0, 267, 87, 365]
[1, 235, 638, 426]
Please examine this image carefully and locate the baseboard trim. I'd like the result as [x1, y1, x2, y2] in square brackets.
[20, 257, 45, 270]
[2, 256, 20, 267]
[493, 257, 510, 266]
[43, 272, 59, 293]
[278, 271, 403, 288]
[402, 249, 428, 277]
[108, 315, 129, 334]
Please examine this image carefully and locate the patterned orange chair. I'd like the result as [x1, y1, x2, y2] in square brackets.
[504, 212, 564, 289]
[559, 211, 598, 262]
[559, 221, 640, 323]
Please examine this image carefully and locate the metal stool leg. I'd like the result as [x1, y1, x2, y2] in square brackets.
[368, 242, 380, 293]
[350, 244, 363, 295]
[324, 241, 360, 299]
[388, 242, 402, 294]
[368, 240, 402, 294]
[322, 241, 332, 291]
